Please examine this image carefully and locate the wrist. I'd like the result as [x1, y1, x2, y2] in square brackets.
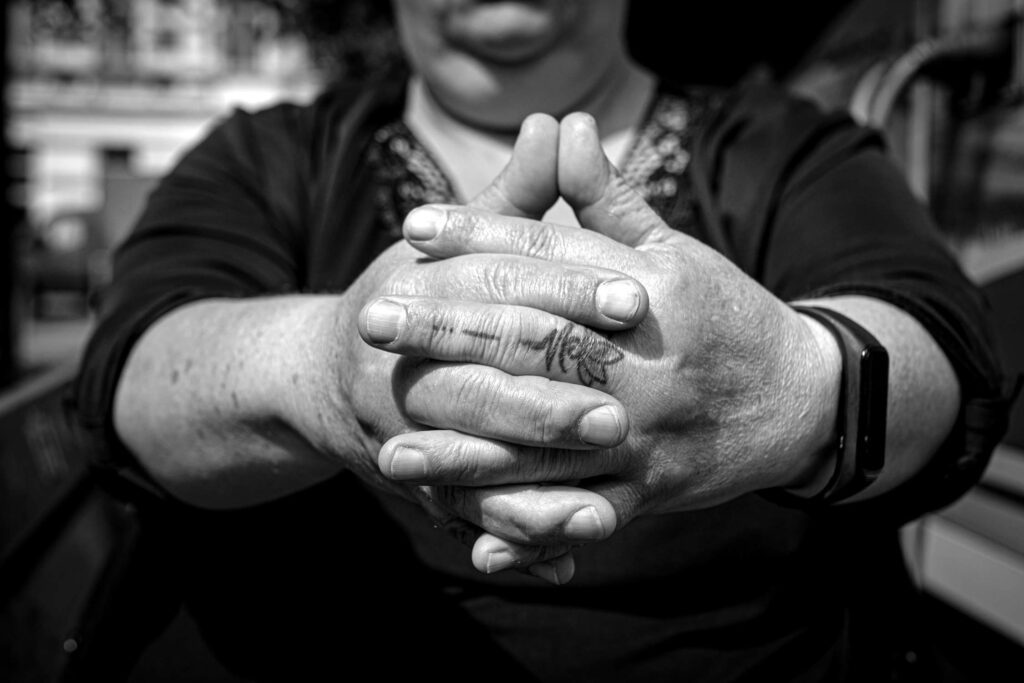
[764, 304, 890, 507]
[278, 294, 367, 459]
[779, 309, 844, 496]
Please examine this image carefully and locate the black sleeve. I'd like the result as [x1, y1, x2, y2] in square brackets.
[691, 79, 1016, 523]
[71, 101, 315, 481]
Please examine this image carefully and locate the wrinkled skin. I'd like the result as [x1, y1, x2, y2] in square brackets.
[339, 115, 656, 580]
[355, 113, 834, 579]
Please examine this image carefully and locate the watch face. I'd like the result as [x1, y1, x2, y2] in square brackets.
[856, 344, 889, 478]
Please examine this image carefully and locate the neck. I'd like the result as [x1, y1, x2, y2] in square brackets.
[569, 57, 655, 138]
[425, 56, 656, 140]
[405, 63, 654, 207]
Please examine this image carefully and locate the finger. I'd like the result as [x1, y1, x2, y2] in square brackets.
[360, 297, 628, 388]
[524, 552, 577, 586]
[468, 113, 560, 218]
[471, 533, 576, 584]
[378, 430, 618, 485]
[403, 205, 647, 275]
[423, 453, 649, 548]
[385, 254, 648, 329]
[395, 360, 629, 449]
[409, 485, 483, 550]
[558, 112, 676, 247]
[432, 483, 618, 545]
[419, 485, 579, 585]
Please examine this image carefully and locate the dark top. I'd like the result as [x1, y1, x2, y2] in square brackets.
[72, 72, 1012, 682]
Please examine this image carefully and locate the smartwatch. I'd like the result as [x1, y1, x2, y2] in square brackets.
[764, 304, 889, 507]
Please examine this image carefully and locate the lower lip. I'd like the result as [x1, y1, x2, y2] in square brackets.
[444, 2, 566, 65]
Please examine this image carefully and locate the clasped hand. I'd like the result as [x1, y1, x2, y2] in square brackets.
[353, 113, 834, 583]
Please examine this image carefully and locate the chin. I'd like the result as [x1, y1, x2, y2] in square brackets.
[428, 49, 594, 130]
[427, 57, 537, 128]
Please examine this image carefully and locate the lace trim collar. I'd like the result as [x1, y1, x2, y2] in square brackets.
[367, 88, 705, 238]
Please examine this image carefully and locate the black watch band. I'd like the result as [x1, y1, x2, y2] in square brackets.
[763, 304, 890, 507]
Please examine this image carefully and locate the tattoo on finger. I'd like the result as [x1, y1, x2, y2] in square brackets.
[522, 324, 624, 386]
[434, 321, 624, 386]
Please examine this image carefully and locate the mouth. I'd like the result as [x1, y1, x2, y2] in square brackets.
[443, 1, 576, 66]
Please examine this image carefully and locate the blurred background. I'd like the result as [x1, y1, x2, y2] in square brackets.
[3, 0, 336, 381]
[1, 1, 1023, 681]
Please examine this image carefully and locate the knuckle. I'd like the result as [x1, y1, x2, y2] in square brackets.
[409, 305, 521, 371]
[512, 517, 551, 541]
[535, 447, 583, 481]
[444, 309, 521, 370]
[531, 388, 577, 444]
[452, 370, 503, 421]
[433, 485, 476, 519]
[513, 224, 561, 260]
[446, 209, 474, 240]
[481, 258, 553, 305]
[382, 270, 426, 298]
[380, 271, 405, 296]
[446, 440, 487, 483]
[410, 302, 454, 350]
[491, 313, 533, 367]
[555, 275, 591, 315]
[444, 373, 585, 447]
[480, 260, 517, 301]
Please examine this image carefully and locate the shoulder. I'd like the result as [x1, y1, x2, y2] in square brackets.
[654, 73, 821, 121]
[192, 69, 408, 177]
[680, 72, 888, 221]
[673, 73, 891, 274]
[691, 74, 882, 172]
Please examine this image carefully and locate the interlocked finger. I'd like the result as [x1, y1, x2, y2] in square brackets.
[428, 482, 617, 546]
[378, 429, 620, 485]
[403, 204, 647, 274]
[385, 254, 648, 330]
[412, 484, 578, 585]
[360, 296, 629, 389]
[558, 112, 679, 248]
[394, 360, 629, 449]
[471, 533, 577, 583]
[468, 112, 560, 218]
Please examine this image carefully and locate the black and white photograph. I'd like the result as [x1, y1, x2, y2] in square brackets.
[2, 1, 1023, 681]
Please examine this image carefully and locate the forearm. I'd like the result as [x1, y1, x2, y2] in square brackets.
[793, 294, 961, 501]
[112, 295, 366, 509]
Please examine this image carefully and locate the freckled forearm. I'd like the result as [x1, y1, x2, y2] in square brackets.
[112, 295, 357, 508]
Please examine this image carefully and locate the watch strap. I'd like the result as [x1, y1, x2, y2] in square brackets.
[763, 304, 889, 508]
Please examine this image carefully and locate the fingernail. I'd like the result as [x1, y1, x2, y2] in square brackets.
[528, 562, 561, 586]
[579, 405, 623, 446]
[565, 506, 605, 540]
[529, 553, 576, 585]
[405, 206, 446, 241]
[553, 553, 576, 584]
[388, 446, 427, 479]
[363, 299, 405, 343]
[485, 548, 516, 574]
[596, 279, 641, 322]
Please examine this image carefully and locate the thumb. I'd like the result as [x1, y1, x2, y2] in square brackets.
[468, 113, 560, 218]
[558, 112, 673, 247]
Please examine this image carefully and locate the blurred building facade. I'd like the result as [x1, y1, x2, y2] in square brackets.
[5, 0, 325, 316]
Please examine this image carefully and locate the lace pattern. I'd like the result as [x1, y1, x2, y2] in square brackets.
[367, 89, 713, 236]
[367, 121, 458, 239]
